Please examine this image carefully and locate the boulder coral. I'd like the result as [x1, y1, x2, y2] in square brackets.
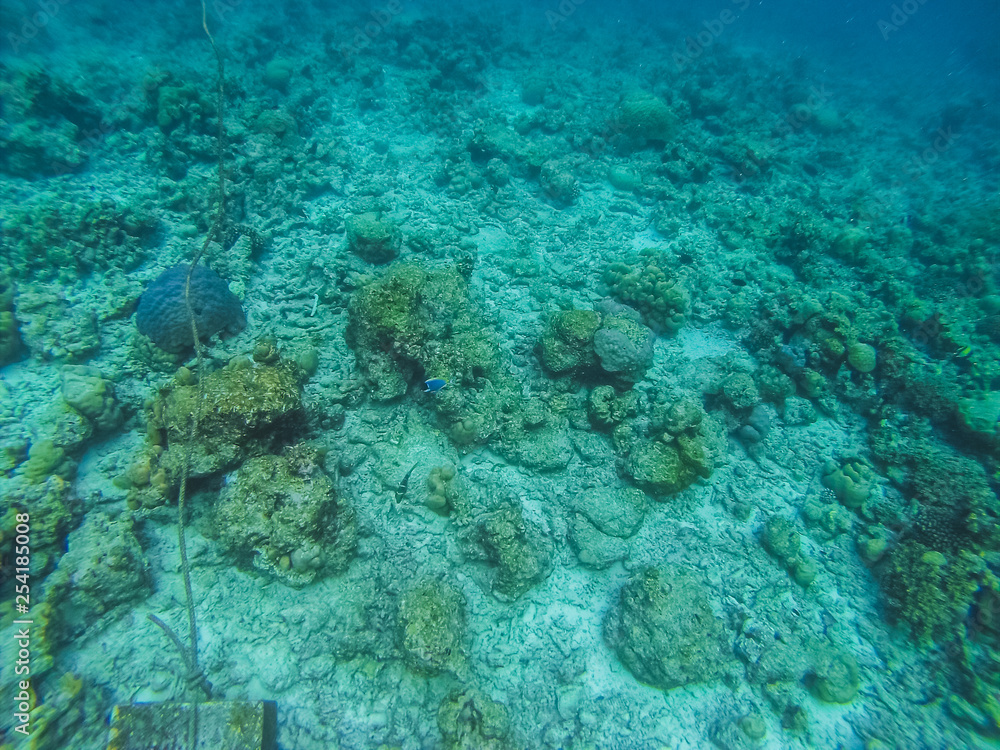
[135, 264, 246, 354]
[538, 302, 655, 385]
[625, 400, 717, 498]
[821, 457, 876, 510]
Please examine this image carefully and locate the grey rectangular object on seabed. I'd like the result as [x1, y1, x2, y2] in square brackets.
[106, 701, 277, 750]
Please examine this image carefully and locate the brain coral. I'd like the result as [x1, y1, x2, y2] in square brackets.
[135, 264, 245, 352]
[615, 91, 679, 143]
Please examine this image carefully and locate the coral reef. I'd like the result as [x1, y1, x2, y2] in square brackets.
[878, 541, 987, 645]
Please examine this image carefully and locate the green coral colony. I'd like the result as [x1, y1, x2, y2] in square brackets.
[0, 2, 998, 749]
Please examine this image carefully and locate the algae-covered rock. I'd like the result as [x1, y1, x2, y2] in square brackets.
[567, 513, 630, 569]
[625, 438, 699, 497]
[761, 515, 817, 588]
[959, 391, 1000, 446]
[345, 211, 401, 265]
[736, 617, 813, 688]
[572, 486, 647, 538]
[397, 579, 467, 675]
[61, 365, 122, 432]
[213, 447, 356, 587]
[801, 496, 853, 540]
[496, 406, 573, 472]
[761, 516, 800, 561]
[347, 264, 508, 407]
[167, 359, 301, 470]
[604, 566, 730, 690]
[130, 359, 304, 508]
[587, 385, 637, 430]
[44, 513, 151, 642]
[720, 372, 761, 413]
[538, 309, 600, 375]
[464, 502, 553, 601]
[14, 285, 100, 362]
[438, 688, 514, 750]
[539, 160, 578, 206]
[1, 191, 157, 280]
[0, 474, 79, 581]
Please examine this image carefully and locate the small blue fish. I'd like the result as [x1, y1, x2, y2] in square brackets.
[423, 378, 447, 393]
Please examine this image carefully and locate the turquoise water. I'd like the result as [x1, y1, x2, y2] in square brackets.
[1, 1, 998, 748]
